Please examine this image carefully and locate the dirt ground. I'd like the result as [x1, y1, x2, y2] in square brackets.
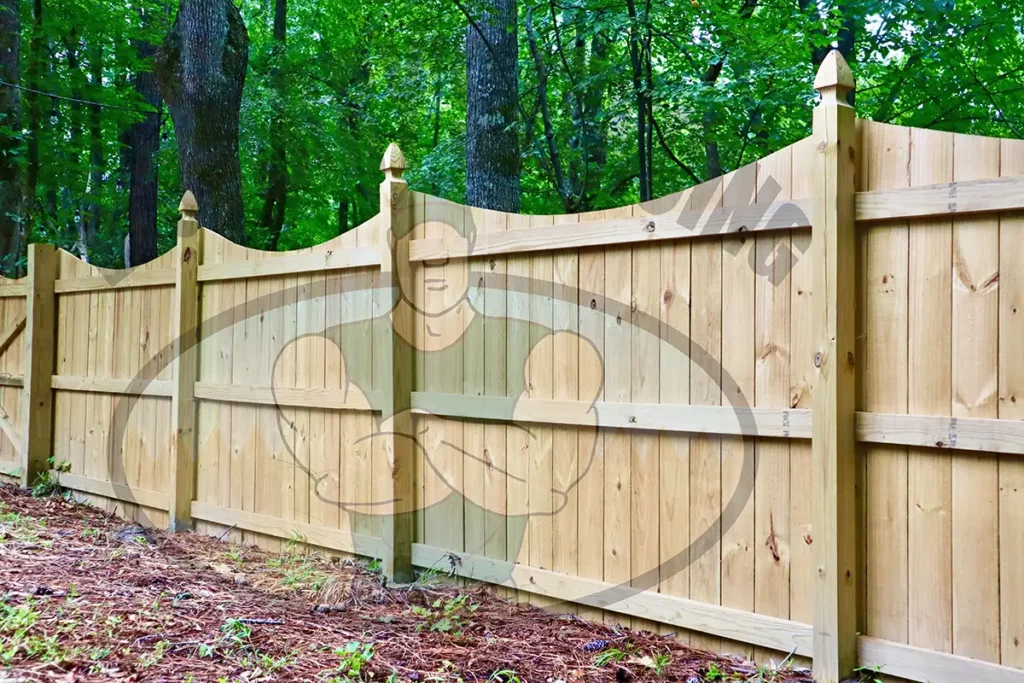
[0, 484, 814, 682]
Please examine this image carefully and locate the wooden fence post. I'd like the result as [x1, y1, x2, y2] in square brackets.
[811, 50, 858, 682]
[168, 191, 201, 531]
[379, 143, 415, 583]
[19, 244, 58, 487]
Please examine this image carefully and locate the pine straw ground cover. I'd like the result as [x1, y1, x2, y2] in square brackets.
[0, 485, 815, 683]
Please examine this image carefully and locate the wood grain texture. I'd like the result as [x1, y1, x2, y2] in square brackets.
[999, 137, 1024, 668]
[19, 246, 57, 486]
[811, 53, 858, 681]
[859, 120, 910, 646]
[688, 175, 724, 653]
[951, 132, 1001, 663]
[906, 128, 954, 654]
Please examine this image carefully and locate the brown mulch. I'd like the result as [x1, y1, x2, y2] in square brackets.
[0, 485, 813, 682]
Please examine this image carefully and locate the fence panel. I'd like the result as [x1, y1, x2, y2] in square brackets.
[46, 249, 176, 525]
[191, 217, 385, 556]
[10, 57, 1024, 683]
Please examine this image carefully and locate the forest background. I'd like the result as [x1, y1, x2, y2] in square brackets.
[0, 0, 1021, 273]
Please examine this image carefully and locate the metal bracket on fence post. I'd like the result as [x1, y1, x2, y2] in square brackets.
[19, 244, 58, 488]
[379, 143, 415, 583]
[810, 50, 859, 683]
[169, 191, 201, 531]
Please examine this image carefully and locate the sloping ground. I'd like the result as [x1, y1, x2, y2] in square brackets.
[0, 485, 813, 682]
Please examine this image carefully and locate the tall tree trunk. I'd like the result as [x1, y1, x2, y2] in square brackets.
[465, 0, 520, 212]
[24, 0, 42, 231]
[85, 43, 103, 244]
[155, 0, 249, 244]
[0, 0, 23, 273]
[701, 59, 724, 180]
[64, 30, 90, 261]
[259, 0, 287, 250]
[625, 0, 652, 200]
[127, 7, 161, 266]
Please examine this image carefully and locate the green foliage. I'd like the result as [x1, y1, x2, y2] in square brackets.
[1, 0, 1021, 273]
[703, 662, 727, 682]
[0, 597, 80, 665]
[593, 642, 634, 667]
[220, 617, 253, 645]
[854, 664, 886, 683]
[333, 640, 374, 679]
[410, 593, 480, 636]
[649, 651, 672, 677]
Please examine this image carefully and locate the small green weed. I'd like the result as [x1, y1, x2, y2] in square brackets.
[854, 665, 886, 683]
[30, 458, 70, 498]
[411, 594, 479, 636]
[334, 640, 374, 678]
[649, 651, 672, 677]
[703, 662, 727, 681]
[220, 617, 253, 646]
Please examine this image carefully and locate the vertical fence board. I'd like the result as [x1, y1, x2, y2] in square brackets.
[999, 137, 1024, 668]
[721, 164, 757, 659]
[603, 207, 632, 625]
[630, 238, 660, 634]
[860, 121, 910, 645]
[464, 207, 488, 562]
[754, 145, 794, 664]
[576, 210, 609, 622]
[482, 208, 509, 582]
[788, 136, 815, 643]
[528, 214, 555, 607]
[907, 127, 954, 654]
[688, 177, 724, 652]
[505, 210, 531, 599]
[951, 133, 1001, 663]
[552, 224, 580, 614]
[644, 189, 692, 640]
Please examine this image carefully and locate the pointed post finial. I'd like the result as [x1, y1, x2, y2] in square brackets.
[380, 143, 407, 180]
[814, 49, 855, 106]
[178, 190, 199, 219]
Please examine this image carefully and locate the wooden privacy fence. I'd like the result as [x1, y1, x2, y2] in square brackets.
[1, 52, 1023, 683]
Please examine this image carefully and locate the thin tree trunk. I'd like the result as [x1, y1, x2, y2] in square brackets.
[24, 0, 42, 231]
[0, 0, 23, 273]
[465, 0, 520, 212]
[127, 7, 161, 266]
[525, 6, 569, 211]
[156, 0, 249, 245]
[260, 0, 287, 250]
[64, 30, 90, 261]
[701, 58, 724, 181]
[579, 32, 608, 211]
[85, 43, 103, 244]
[336, 198, 348, 236]
[625, 0, 651, 200]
